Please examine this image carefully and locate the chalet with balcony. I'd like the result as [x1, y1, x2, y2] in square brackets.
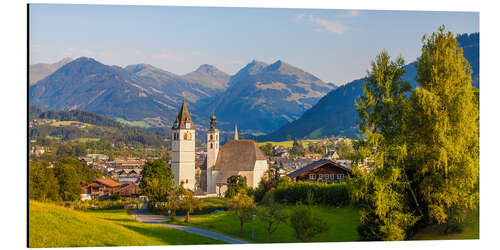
[287, 159, 352, 183]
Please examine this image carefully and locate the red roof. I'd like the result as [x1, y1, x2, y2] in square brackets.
[95, 178, 120, 187]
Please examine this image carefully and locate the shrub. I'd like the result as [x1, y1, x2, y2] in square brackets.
[273, 182, 351, 206]
[74, 200, 140, 210]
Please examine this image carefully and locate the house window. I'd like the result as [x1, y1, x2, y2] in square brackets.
[325, 174, 329, 180]
[337, 174, 344, 181]
[309, 174, 316, 180]
[318, 174, 323, 180]
[331, 174, 336, 180]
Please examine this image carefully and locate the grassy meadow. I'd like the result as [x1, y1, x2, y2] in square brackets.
[412, 207, 479, 240]
[29, 201, 225, 248]
[170, 205, 360, 243]
[257, 139, 320, 148]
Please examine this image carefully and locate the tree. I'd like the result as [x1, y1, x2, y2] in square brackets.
[289, 203, 329, 242]
[226, 193, 257, 236]
[29, 161, 60, 202]
[289, 138, 305, 157]
[352, 50, 418, 240]
[166, 186, 183, 221]
[259, 143, 273, 156]
[258, 193, 288, 242]
[225, 175, 248, 198]
[179, 184, 200, 223]
[53, 162, 81, 201]
[407, 26, 479, 229]
[140, 159, 175, 203]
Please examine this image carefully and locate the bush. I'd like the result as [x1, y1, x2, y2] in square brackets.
[273, 182, 351, 206]
[151, 198, 227, 216]
[74, 200, 140, 210]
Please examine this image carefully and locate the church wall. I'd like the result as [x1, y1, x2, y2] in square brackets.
[251, 160, 269, 188]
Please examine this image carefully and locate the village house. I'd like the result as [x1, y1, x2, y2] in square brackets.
[30, 146, 45, 156]
[268, 157, 314, 172]
[287, 159, 352, 183]
[117, 183, 141, 200]
[80, 178, 121, 200]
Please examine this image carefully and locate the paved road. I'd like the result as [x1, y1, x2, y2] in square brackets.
[132, 204, 249, 244]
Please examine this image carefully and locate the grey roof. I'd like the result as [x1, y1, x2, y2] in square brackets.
[287, 159, 352, 178]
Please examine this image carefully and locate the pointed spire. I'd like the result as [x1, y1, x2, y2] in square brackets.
[234, 124, 238, 140]
[172, 100, 195, 129]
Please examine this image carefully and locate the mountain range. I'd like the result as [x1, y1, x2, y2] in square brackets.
[257, 32, 479, 141]
[29, 58, 335, 133]
[29, 57, 73, 85]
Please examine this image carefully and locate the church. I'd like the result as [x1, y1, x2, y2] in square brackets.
[171, 101, 269, 195]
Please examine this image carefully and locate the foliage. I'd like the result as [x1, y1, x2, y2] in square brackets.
[273, 182, 350, 206]
[29, 161, 61, 202]
[73, 199, 140, 210]
[259, 143, 273, 156]
[352, 49, 418, 241]
[289, 203, 329, 242]
[225, 175, 250, 198]
[289, 138, 305, 157]
[258, 193, 289, 242]
[254, 168, 290, 203]
[407, 26, 479, 227]
[179, 185, 201, 223]
[29, 201, 224, 247]
[139, 159, 175, 203]
[226, 193, 257, 236]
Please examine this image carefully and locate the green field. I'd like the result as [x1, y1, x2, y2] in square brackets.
[29, 201, 224, 248]
[257, 139, 320, 148]
[73, 137, 101, 143]
[50, 121, 94, 127]
[116, 118, 151, 128]
[412, 207, 479, 240]
[170, 205, 359, 243]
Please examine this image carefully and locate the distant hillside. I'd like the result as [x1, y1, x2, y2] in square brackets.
[259, 32, 479, 141]
[29, 58, 73, 85]
[29, 105, 167, 147]
[209, 60, 336, 133]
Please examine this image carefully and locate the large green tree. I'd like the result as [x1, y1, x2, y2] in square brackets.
[139, 159, 175, 203]
[29, 161, 61, 202]
[352, 50, 418, 241]
[407, 26, 479, 228]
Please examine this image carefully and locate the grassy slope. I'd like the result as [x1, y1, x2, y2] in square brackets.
[257, 139, 320, 148]
[412, 207, 479, 240]
[29, 201, 224, 248]
[171, 205, 359, 243]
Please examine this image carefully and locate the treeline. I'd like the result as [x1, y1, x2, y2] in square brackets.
[29, 157, 102, 202]
[29, 105, 167, 147]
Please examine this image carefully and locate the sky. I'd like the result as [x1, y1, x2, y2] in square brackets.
[29, 4, 479, 85]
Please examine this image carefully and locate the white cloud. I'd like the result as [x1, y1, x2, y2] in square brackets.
[336, 10, 361, 18]
[309, 16, 348, 34]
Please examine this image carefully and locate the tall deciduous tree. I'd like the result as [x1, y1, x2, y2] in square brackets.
[407, 26, 479, 228]
[352, 50, 418, 241]
[140, 159, 175, 203]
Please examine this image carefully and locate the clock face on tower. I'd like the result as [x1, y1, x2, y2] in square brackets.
[186, 122, 191, 129]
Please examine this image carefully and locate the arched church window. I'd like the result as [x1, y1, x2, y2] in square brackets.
[210, 143, 213, 149]
[210, 135, 213, 140]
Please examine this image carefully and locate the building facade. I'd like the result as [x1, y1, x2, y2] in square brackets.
[171, 101, 196, 190]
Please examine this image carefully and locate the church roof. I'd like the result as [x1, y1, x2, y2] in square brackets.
[213, 139, 267, 172]
[172, 100, 195, 129]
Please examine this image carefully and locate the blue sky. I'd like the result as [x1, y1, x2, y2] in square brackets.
[29, 4, 479, 85]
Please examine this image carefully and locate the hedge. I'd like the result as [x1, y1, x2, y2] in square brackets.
[150, 198, 227, 216]
[273, 182, 351, 206]
[73, 200, 141, 210]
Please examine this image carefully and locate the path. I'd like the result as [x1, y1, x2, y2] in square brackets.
[132, 203, 249, 244]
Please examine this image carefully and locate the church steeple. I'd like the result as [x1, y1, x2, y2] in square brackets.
[172, 100, 195, 129]
[234, 124, 238, 140]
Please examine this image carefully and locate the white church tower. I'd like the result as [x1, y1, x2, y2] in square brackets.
[206, 115, 219, 194]
[171, 100, 196, 190]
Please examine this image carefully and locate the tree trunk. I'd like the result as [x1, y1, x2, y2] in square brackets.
[267, 230, 271, 243]
[240, 220, 244, 236]
[185, 211, 190, 223]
